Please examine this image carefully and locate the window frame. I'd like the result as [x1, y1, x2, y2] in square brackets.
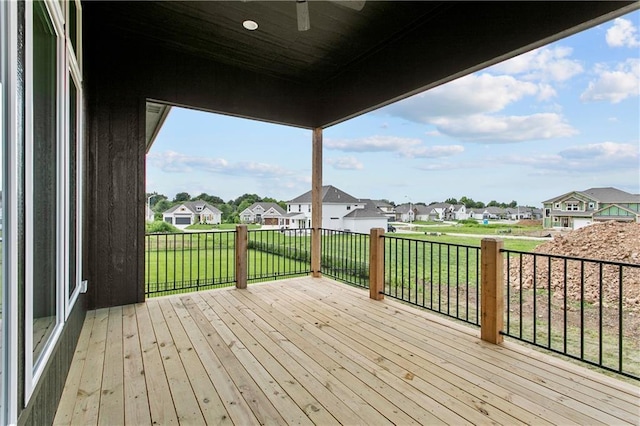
[24, 0, 83, 402]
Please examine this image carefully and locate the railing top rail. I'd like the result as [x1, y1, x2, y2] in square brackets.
[320, 228, 370, 236]
[382, 234, 480, 250]
[500, 248, 640, 268]
[145, 229, 236, 237]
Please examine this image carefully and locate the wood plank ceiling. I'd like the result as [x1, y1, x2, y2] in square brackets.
[84, 1, 638, 128]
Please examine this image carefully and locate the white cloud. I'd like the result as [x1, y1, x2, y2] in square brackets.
[325, 135, 421, 152]
[580, 59, 640, 103]
[147, 150, 228, 173]
[431, 113, 578, 142]
[505, 142, 639, 172]
[228, 161, 292, 178]
[326, 135, 465, 160]
[402, 145, 464, 158]
[491, 46, 583, 82]
[606, 18, 640, 48]
[326, 156, 364, 170]
[147, 150, 296, 179]
[386, 73, 538, 121]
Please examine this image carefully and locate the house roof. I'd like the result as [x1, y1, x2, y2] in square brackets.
[163, 201, 221, 215]
[427, 203, 452, 210]
[543, 187, 640, 204]
[344, 202, 386, 219]
[85, 1, 637, 130]
[288, 185, 359, 204]
[247, 202, 286, 215]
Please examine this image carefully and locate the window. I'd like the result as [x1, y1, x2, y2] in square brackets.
[24, 0, 84, 401]
[554, 203, 560, 209]
[346, 205, 351, 210]
[298, 204, 301, 212]
[567, 202, 579, 211]
[588, 202, 595, 209]
[30, 0, 59, 368]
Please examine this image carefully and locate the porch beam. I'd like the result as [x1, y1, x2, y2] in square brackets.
[311, 128, 322, 278]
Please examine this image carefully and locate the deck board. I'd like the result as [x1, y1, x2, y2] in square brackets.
[55, 277, 640, 425]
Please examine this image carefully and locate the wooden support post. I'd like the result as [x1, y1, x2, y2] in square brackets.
[311, 128, 323, 278]
[235, 225, 248, 289]
[481, 238, 504, 344]
[369, 228, 385, 300]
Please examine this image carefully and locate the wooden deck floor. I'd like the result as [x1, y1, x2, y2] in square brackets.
[54, 277, 639, 425]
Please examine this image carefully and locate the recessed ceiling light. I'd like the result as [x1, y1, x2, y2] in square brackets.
[243, 20, 258, 31]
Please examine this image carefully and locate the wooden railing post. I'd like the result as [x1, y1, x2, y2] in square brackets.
[369, 228, 385, 300]
[481, 238, 504, 344]
[236, 225, 248, 289]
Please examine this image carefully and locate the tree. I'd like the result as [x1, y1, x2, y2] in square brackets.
[173, 192, 191, 202]
[194, 193, 224, 205]
[444, 197, 458, 204]
[487, 200, 499, 207]
[218, 203, 234, 223]
[508, 200, 518, 208]
[154, 199, 172, 213]
[233, 193, 261, 207]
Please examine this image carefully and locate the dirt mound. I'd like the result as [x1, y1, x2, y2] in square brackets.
[507, 221, 640, 310]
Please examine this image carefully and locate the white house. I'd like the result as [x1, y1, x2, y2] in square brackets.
[163, 201, 222, 229]
[286, 185, 387, 233]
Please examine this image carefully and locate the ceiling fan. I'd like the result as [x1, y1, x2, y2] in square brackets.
[296, 0, 366, 31]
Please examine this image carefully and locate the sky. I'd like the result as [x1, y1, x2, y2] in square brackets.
[146, 11, 640, 207]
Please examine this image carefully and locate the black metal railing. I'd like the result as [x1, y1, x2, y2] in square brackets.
[145, 231, 236, 296]
[383, 236, 481, 326]
[247, 228, 312, 281]
[320, 229, 370, 288]
[502, 249, 640, 380]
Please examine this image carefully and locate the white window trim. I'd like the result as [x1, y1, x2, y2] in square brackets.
[2, 2, 20, 423]
[24, 0, 69, 403]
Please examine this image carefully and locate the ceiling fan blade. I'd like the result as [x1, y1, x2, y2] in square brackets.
[330, 0, 366, 11]
[296, 0, 311, 31]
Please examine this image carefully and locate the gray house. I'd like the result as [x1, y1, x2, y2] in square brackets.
[163, 201, 222, 228]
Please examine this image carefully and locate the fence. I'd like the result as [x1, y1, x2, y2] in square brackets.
[145, 230, 236, 296]
[382, 235, 481, 326]
[320, 228, 370, 287]
[247, 228, 312, 282]
[502, 249, 640, 380]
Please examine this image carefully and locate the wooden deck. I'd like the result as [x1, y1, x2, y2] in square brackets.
[54, 277, 639, 425]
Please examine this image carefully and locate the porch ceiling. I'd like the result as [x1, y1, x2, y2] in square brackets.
[83, 1, 638, 129]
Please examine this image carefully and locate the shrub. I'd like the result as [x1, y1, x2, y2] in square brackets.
[146, 221, 182, 233]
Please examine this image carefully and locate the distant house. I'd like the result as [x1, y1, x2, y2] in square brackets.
[163, 201, 222, 229]
[239, 202, 286, 228]
[427, 203, 451, 221]
[286, 185, 387, 233]
[145, 204, 155, 222]
[482, 207, 506, 220]
[413, 205, 431, 221]
[542, 187, 640, 229]
[394, 204, 415, 222]
[365, 199, 396, 221]
[450, 204, 468, 220]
